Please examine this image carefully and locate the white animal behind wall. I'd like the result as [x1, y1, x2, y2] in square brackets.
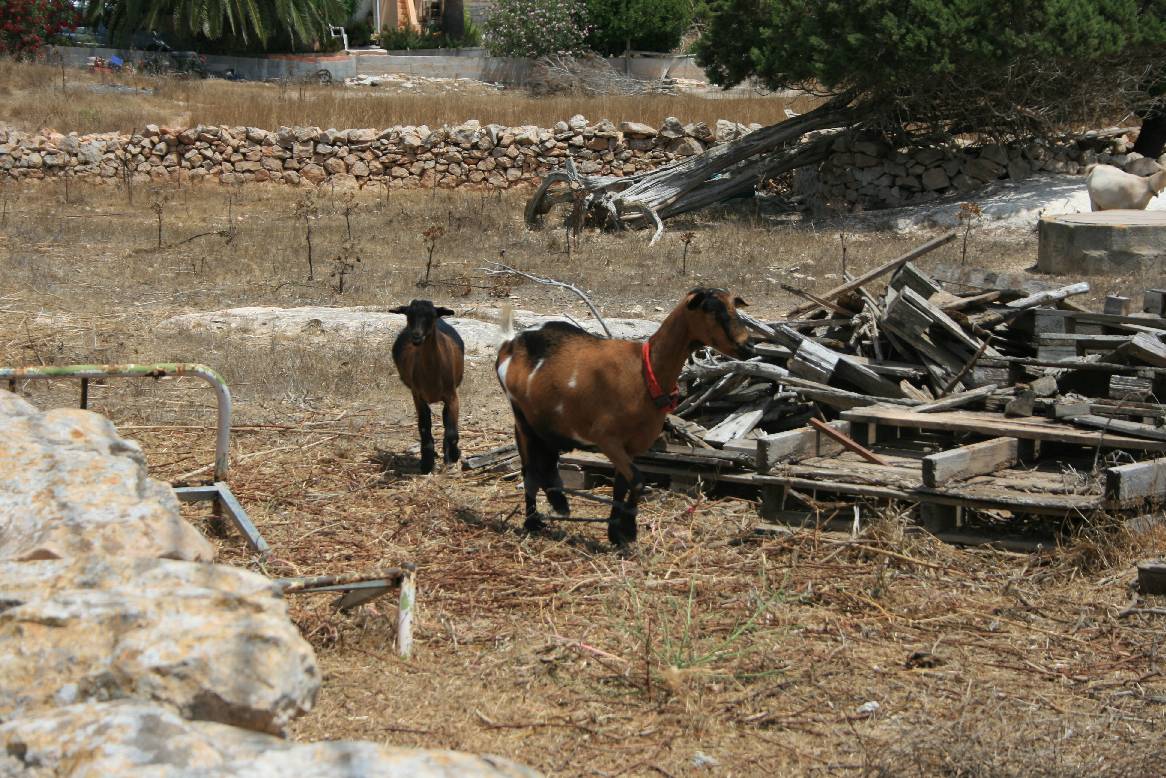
[1085, 163, 1166, 211]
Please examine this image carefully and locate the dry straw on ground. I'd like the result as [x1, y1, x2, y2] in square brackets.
[0, 59, 817, 135]
[2, 176, 1165, 776]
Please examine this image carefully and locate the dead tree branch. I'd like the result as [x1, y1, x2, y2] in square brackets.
[482, 262, 612, 338]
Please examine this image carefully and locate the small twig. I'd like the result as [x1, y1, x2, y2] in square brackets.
[482, 262, 612, 337]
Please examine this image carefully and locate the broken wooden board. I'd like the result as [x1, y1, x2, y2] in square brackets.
[1104, 331, 1166, 368]
[1106, 457, 1166, 504]
[756, 420, 852, 472]
[703, 402, 767, 446]
[841, 404, 1166, 452]
[1065, 414, 1166, 443]
[913, 384, 999, 413]
[922, 438, 1019, 487]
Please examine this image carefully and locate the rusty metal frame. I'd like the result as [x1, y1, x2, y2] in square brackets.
[0, 362, 267, 555]
[277, 564, 417, 657]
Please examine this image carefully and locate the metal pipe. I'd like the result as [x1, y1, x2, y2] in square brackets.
[0, 363, 232, 482]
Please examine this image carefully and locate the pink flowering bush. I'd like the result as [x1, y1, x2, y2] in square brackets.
[483, 0, 589, 58]
[0, 0, 76, 57]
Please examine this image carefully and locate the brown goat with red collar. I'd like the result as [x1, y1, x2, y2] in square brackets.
[392, 299, 465, 474]
[496, 288, 753, 545]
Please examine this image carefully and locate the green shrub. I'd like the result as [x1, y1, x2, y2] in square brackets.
[585, 0, 691, 55]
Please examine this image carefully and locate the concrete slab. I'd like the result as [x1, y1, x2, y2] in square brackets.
[1037, 210, 1166, 274]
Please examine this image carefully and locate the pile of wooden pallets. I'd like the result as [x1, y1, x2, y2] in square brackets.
[559, 232, 1166, 548]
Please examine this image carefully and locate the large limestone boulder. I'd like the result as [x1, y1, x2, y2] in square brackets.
[0, 701, 541, 777]
[0, 556, 318, 734]
[0, 391, 213, 562]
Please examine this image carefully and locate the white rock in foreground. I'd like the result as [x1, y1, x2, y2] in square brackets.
[157, 306, 659, 358]
[0, 556, 318, 734]
[0, 700, 542, 777]
[0, 390, 214, 562]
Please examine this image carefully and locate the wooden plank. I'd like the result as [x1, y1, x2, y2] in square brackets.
[1104, 295, 1133, 316]
[703, 402, 766, 446]
[889, 262, 944, 300]
[808, 417, 890, 465]
[1106, 457, 1166, 503]
[903, 287, 997, 356]
[462, 444, 518, 470]
[922, 437, 1019, 487]
[840, 405, 1166, 452]
[913, 383, 998, 413]
[788, 334, 906, 398]
[1005, 281, 1091, 309]
[1137, 559, 1166, 595]
[786, 231, 957, 317]
[1065, 414, 1166, 442]
[1116, 331, 1166, 368]
[756, 420, 851, 472]
[1145, 289, 1166, 317]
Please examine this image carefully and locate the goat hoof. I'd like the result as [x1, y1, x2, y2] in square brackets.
[524, 514, 547, 533]
[607, 518, 637, 546]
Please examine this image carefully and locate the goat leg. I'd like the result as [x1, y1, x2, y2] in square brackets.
[414, 395, 436, 474]
[604, 448, 641, 546]
[442, 393, 461, 465]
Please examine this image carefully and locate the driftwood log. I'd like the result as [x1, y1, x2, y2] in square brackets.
[524, 96, 853, 245]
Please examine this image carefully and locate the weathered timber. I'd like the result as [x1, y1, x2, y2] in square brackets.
[462, 444, 519, 470]
[1065, 414, 1166, 442]
[786, 330, 905, 398]
[1105, 295, 1133, 316]
[1106, 457, 1166, 503]
[841, 405, 1166, 452]
[914, 383, 999, 413]
[756, 420, 852, 472]
[922, 437, 1019, 487]
[808, 416, 890, 465]
[680, 359, 919, 409]
[1054, 400, 1093, 418]
[1137, 559, 1166, 595]
[787, 231, 957, 317]
[1146, 289, 1166, 317]
[703, 402, 767, 446]
[1105, 331, 1166, 368]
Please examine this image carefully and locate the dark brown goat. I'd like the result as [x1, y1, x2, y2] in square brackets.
[496, 288, 753, 545]
[392, 299, 465, 474]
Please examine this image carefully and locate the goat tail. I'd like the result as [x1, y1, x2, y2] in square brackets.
[1150, 169, 1166, 195]
[498, 303, 515, 343]
[1083, 163, 1098, 177]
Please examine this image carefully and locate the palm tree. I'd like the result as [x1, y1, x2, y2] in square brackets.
[87, 0, 342, 49]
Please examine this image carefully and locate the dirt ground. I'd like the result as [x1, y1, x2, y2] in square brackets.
[2, 181, 1166, 777]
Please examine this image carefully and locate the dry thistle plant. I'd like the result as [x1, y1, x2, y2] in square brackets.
[420, 224, 445, 287]
[679, 231, 696, 275]
[329, 240, 362, 294]
[293, 191, 322, 281]
[957, 201, 983, 268]
[340, 191, 359, 241]
[149, 189, 171, 248]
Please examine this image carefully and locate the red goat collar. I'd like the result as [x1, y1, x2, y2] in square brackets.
[642, 340, 679, 413]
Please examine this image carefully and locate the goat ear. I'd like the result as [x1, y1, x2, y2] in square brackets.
[733, 296, 748, 308]
[435, 307, 455, 318]
[389, 306, 409, 315]
[686, 290, 708, 310]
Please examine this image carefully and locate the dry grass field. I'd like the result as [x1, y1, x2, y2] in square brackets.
[0, 59, 818, 135]
[3, 173, 1166, 776]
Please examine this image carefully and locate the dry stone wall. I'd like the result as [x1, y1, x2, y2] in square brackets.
[0, 118, 1151, 211]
